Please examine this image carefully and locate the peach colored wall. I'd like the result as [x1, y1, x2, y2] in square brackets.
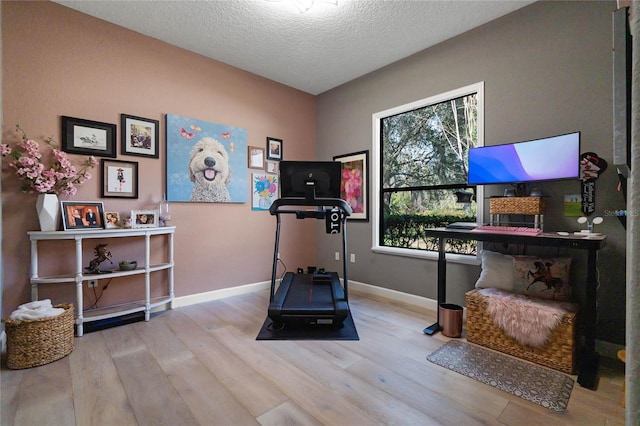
[1, 1, 317, 314]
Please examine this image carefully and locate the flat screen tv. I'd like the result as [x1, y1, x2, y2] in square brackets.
[467, 132, 580, 186]
[279, 161, 341, 200]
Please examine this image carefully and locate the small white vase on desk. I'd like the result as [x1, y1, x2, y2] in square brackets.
[36, 193, 61, 231]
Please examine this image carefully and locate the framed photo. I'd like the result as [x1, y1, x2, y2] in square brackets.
[104, 211, 121, 229]
[266, 137, 283, 161]
[61, 116, 116, 158]
[121, 114, 160, 158]
[131, 210, 158, 228]
[333, 150, 369, 221]
[266, 160, 278, 174]
[248, 146, 265, 169]
[61, 201, 105, 230]
[101, 159, 139, 198]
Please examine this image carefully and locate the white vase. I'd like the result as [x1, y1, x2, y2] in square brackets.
[36, 193, 61, 231]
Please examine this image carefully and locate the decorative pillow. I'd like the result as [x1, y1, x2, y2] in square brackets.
[474, 250, 515, 291]
[512, 256, 572, 301]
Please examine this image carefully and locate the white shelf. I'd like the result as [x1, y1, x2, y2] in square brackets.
[29, 226, 175, 336]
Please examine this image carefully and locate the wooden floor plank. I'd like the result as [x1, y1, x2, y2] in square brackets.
[69, 331, 137, 426]
[11, 357, 75, 426]
[256, 400, 323, 426]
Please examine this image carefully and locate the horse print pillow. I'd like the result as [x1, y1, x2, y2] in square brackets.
[512, 256, 572, 301]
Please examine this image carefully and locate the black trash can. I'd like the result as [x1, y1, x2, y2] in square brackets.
[439, 303, 463, 338]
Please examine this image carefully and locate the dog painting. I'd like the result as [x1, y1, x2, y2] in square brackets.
[166, 114, 248, 203]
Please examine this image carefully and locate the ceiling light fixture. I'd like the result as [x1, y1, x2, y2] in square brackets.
[268, 0, 338, 14]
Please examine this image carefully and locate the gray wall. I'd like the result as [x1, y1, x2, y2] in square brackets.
[316, 1, 627, 345]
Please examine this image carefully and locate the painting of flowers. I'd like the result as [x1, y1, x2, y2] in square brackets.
[333, 150, 368, 221]
[252, 173, 278, 211]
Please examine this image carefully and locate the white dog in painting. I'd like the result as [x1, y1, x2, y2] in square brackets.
[189, 137, 232, 202]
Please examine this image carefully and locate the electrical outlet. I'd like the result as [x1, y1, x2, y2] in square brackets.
[335, 251, 340, 261]
[350, 253, 356, 263]
[88, 280, 98, 288]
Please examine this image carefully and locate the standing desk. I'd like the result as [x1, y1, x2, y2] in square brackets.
[422, 227, 606, 390]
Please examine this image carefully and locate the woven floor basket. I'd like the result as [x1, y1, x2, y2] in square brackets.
[465, 290, 576, 374]
[2, 303, 75, 369]
[489, 197, 546, 215]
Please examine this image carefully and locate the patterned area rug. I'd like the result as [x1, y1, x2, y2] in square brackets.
[427, 340, 574, 412]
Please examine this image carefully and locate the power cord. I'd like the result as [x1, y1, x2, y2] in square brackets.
[88, 278, 113, 310]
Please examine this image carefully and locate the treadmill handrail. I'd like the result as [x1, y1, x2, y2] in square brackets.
[269, 197, 353, 216]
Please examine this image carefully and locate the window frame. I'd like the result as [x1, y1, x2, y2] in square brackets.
[371, 82, 485, 263]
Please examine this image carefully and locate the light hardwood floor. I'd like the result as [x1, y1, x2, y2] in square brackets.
[1, 289, 625, 425]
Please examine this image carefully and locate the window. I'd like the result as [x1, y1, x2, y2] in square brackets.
[372, 82, 484, 260]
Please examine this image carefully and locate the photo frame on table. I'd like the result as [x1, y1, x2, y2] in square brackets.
[101, 159, 139, 199]
[61, 116, 116, 158]
[333, 150, 369, 221]
[121, 114, 160, 158]
[61, 201, 105, 230]
[104, 211, 121, 229]
[266, 137, 283, 161]
[248, 146, 265, 169]
[131, 210, 158, 228]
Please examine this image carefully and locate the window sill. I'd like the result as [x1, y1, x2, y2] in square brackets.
[372, 245, 481, 266]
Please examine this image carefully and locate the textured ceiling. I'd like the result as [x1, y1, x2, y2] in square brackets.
[53, 0, 535, 95]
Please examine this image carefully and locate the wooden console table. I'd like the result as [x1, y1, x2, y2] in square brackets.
[28, 227, 175, 336]
[422, 227, 605, 390]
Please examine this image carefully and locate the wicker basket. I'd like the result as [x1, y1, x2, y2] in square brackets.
[489, 197, 546, 215]
[2, 303, 75, 369]
[465, 290, 576, 374]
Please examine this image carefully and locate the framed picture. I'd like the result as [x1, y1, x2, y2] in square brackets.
[248, 146, 265, 169]
[333, 150, 369, 221]
[61, 116, 116, 158]
[165, 114, 248, 203]
[131, 210, 158, 228]
[266, 160, 278, 174]
[61, 201, 105, 230]
[121, 114, 160, 158]
[101, 159, 139, 199]
[252, 174, 278, 211]
[104, 211, 121, 229]
[266, 137, 283, 160]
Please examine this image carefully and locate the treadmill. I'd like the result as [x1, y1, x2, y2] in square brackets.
[268, 196, 352, 328]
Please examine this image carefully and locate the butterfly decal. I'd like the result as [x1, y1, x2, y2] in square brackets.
[221, 132, 231, 139]
[229, 142, 235, 152]
[190, 125, 201, 132]
[180, 127, 195, 139]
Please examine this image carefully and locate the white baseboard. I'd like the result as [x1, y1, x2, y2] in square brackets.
[173, 280, 271, 308]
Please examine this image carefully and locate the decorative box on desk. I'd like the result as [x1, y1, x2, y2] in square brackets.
[465, 289, 577, 374]
[489, 197, 546, 229]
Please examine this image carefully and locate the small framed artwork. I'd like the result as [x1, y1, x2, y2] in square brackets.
[121, 114, 160, 158]
[248, 146, 265, 169]
[104, 211, 121, 229]
[61, 201, 105, 230]
[61, 116, 117, 158]
[252, 174, 278, 211]
[131, 210, 158, 228]
[266, 137, 283, 161]
[333, 150, 369, 221]
[266, 160, 278, 174]
[101, 159, 139, 199]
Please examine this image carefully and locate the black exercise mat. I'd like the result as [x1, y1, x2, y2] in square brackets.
[256, 312, 359, 340]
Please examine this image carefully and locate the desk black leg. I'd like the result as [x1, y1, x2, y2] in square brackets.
[577, 247, 599, 389]
[424, 237, 446, 335]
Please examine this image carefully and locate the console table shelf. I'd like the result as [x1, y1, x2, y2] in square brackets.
[28, 227, 175, 336]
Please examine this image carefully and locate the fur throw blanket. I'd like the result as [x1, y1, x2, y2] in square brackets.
[478, 288, 575, 347]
